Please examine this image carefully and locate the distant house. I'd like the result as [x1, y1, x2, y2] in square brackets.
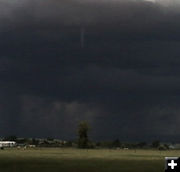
[28, 145, 36, 148]
[169, 144, 180, 149]
[0, 141, 16, 148]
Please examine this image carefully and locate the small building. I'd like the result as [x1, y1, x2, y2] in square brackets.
[0, 141, 16, 148]
[169, 144, 180, 150]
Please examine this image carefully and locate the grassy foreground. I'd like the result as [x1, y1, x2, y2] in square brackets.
[0, 148, 180, 172]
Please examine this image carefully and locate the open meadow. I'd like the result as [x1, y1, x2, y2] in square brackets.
[0, 148, 180, 172]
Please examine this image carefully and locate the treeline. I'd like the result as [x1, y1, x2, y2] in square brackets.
[0, 122, 174, 150]
[78, 139, 169, 150]
[0, 136, 170, 150]
[92, 140, 169, 150]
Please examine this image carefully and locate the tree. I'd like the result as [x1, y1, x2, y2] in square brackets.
[152, 140, 160, 148]
[137, 142, 147, 148]
[163, 144, 169, 150]
[112, 139, 121, 148]
[77, 121, 89, 148]
[3, 135, 17, 141]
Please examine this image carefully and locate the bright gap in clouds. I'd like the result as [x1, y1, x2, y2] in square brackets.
[144, 0, 156, 2]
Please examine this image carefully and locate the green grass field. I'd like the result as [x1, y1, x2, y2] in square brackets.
[0, 148, 179, 172]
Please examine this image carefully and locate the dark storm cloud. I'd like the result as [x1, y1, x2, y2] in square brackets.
[1, 0, 180, 141]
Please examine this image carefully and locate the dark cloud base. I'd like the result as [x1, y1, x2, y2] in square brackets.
[0, 0, 180, 141]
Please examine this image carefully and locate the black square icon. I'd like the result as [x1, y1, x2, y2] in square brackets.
[165, 157, 180, 172]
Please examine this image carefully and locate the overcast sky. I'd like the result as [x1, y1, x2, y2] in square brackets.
[1, 0, 180, 142]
